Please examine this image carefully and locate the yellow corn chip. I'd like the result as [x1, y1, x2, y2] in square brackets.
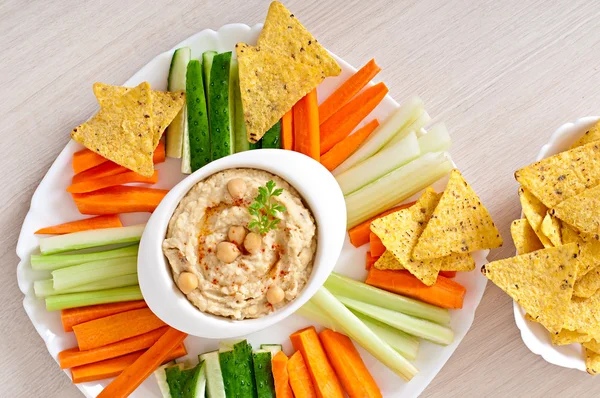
[550, 329, 590, 345]
[525, 313, 539, 322]
[551, 184, 600, 238]
[586, 348, 600, 375]
[562, 222, 580, 244]
[374, 251, 405, 270]
[258, 1, 341, 78]
[541, 213, 562, 247]
[584, 339, 600, 354]
[412, 169, 503, 260]
[511, 219, 544, 255]
[515, 141, 600, 208]
[518, 187, 553, 248]
[236, 43, 325, 143]
[571, 120, 600, 149]
[564, 290, 600, 335]
[575, 239, 600, 280]
[574, 268, 600, 298]
[71, 82, 155, 177]
[481, 243, 579, 334]
[93, 83, 185, 147]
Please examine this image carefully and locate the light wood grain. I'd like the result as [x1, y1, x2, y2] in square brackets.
[2, 0, 600, 396]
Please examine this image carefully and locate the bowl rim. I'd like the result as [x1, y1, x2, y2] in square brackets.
[138, 148, 347, 338]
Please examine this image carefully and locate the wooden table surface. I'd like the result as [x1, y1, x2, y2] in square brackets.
[2, 0, 600, 396]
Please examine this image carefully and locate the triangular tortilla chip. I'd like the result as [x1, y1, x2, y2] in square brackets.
[510, 219, 543, 255]
[374, 250, 475, 273]
[371, 188, 473, 285]
[584, 339, 600, 354]
[586, 348, 600, 375]
[412, 169, 503, 260]
[515, 141, 600, 208]
[72, 82, 155, 177]
[93, 83, 185, 147]
[258, 1, 341, 78]
[236, 43, 325, 143]
[374, 251, 405, 270]
[561, 222, 580, 244]
[481, 243, 579, 334]
[551, 329, 590, 345]
[518, 187, 553, 248]
[565, 289, 600, 335]
[551, 184, 600, 238]
[541, 213, 562, 246]
[575, 239, 600, 280]
[574, 268, 600, 298]
[571, 120, 600, 149]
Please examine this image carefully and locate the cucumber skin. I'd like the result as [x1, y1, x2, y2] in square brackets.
[208, 52, 234, 161]
[202, 51, 217, 99]
[234, 341, 258, 398]
[219, 350, 237, 398]
[166, 47, 191, 159]
[261, 121, 281, 149]
[182, 363, 203, 398]
[252, 352, 275, 398]
[231, 60, 249, 153]
[166, 366, 191, 398]
[186, 60, 211, 171]
[250, 140, 262, 150]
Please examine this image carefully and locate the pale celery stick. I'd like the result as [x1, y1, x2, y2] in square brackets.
[39, 224, 145, 255]
[336, 131, 420, 195]
[34, 274, 138, 297]
[297, 300, 419, 360]
[386, 110, 431, 146]
[31, 244, 138, 271]
[311, 287, 418, 381]
[418, 122, 452, 153]
[338, 296, 454, 345]
[345, 152, 453, 228]
[333, 96, 423, 176]
[51, 256, 137, 290]
[325, 272, 450, 325]
[45, 286, 142, 311]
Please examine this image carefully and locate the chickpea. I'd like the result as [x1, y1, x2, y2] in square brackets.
[228, 225, 247, 246]
[178, 272, 198, 294]
[244, 232, 262, 253]
[227, 178, 247, 200]
[266, 285, 285, 305]
[216, 241, 240, 263]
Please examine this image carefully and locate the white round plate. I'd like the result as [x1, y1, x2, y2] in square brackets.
[16, 23, 489, 397]
[513, 115, 600, 372]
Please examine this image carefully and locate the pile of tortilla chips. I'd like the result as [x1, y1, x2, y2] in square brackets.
[236, 1, 341, 143]
[71, 82, 185, 177]
[483, 121, 600, 374]
[370, 169, 502, 286]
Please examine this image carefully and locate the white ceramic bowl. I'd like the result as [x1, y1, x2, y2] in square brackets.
[138, 149, 346, 339]
[513, 115, 600, 371]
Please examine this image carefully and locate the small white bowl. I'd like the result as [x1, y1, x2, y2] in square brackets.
[513, 115, 600, 371]
[138, 149, 347, 339]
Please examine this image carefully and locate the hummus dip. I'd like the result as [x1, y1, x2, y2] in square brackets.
[162, 168, 317, 320]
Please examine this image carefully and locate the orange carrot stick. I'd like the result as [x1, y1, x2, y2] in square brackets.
[35, 215, 122, 235]
[319, 329, 382, 398]
[96, 327, 188, 397]
[272, 351, 294, 398]
[293, 89, 320, 161]
[319, 59, 382, 125]
[290, 326, 344, 398]
[71, 186, 168, 215]
[366, 251, 378, 271]
[366, 268, 467, 309]
[59, 326, 169, 369]
[71, 342, 186, 384]
[72, 141, 165, 184]
[347, 201, 416, 247]
[67, 170, 159, 194]
[282, 109, 294, 150]
[73, 149, 107, 174]
[73, 308, 166, 351]
[287, 351, 317, 398]
[439, 270, 457, 278]
[320, 82, 388, 155]
[320, 119, 379, 171]
[61, 301, 147, 332]
[370, 233, 386, 257]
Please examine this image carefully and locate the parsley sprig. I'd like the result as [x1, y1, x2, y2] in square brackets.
[248, 180, 287, 235]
